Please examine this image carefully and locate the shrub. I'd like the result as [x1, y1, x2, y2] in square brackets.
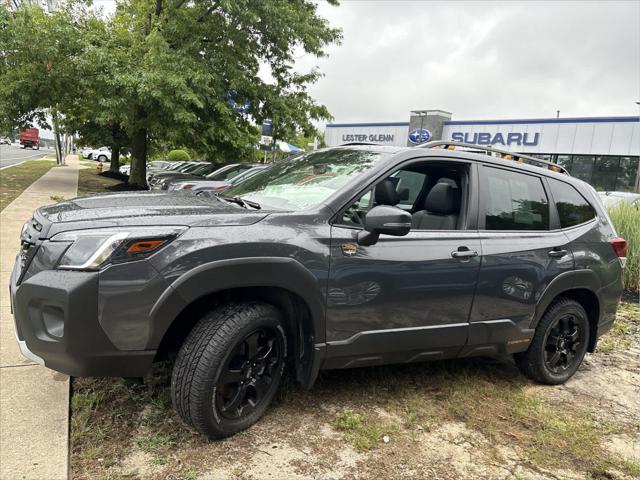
[167, 149, 190, 162]
[609, 202, 640, 291]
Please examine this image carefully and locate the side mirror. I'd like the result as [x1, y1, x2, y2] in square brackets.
[357, 205, 412, 246]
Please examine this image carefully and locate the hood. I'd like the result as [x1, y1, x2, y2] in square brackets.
[37, 191, 269, 235]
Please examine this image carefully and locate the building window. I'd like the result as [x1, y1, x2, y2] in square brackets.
[570, 156, 595, 184]
[556, 155, 572, 172]
[591, 156, 620, 191]
[616, 156, 640, 192]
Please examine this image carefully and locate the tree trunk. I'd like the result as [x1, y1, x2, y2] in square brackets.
[129, 128, 147, 188]
[110, 143, 121, 173]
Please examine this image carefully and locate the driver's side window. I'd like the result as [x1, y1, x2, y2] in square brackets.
[338, 169, 426, 228]
[340, 190, 372, 228]
[336, 161, 468, 231]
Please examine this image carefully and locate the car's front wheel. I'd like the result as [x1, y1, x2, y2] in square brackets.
[515, 298, 590, 385]
[171, 302, 286, 438]
[98, 155, 107, 162]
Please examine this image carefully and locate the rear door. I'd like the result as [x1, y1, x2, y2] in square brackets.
[467, 165, 573, 355]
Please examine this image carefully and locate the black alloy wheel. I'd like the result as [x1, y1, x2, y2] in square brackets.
[216, 328, 283, 420]
[515, 298, 590, 385]
[543, 314, 585, 374]
[171, 302, 287, 438]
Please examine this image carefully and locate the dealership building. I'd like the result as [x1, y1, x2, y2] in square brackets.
[325, 110, 640, 192]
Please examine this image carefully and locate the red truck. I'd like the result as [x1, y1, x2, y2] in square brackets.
[19, 128, 40, 149]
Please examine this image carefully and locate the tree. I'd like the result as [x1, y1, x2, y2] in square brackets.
[1, 0, 341, 186]
[0, 3, 96, 163]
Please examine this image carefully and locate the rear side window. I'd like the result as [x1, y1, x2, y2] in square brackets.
[482, 167, 549, 231]
[548, 178, 596, 228]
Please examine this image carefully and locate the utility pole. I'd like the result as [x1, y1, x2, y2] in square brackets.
[556, 110, 560, 119]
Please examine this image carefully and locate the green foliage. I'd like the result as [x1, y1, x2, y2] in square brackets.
[166, 149, 191, 162]
[608, 203, 640, 291]
[0, 0, 341, 186]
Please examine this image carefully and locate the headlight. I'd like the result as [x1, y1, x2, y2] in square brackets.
[51, 226, 187, 270]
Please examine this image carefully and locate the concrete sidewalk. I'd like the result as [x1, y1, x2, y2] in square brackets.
[1, 156, 79, 480]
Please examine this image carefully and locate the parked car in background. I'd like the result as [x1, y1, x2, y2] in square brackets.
[0, 137, 11, 145]
[148, 160, 172, 171]
[147, 161, 205, 188]
[598, 191, 640, 209]
[88, 147, 111, 162]
[81, 147, 94, 159]
[120, 160, 173, 176]
[19, 128, 39, 149]
[152, 162, 227, 190]
[169, 165, 269, 192]
[160, 163, 258, 191]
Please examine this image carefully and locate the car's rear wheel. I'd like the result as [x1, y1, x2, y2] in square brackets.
[515, 298, 589, 385]
[171, 302, 286, 438]
[98, 155, 107, 162]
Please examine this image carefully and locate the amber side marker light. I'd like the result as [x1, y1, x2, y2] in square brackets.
[126, 239, 167, 253]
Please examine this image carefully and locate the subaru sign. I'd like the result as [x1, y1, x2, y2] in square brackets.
[451, 131, 540, 146]
[408, 128, 432, 144]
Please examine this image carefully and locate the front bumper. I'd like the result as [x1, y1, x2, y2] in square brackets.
[10, 257, 156, 377]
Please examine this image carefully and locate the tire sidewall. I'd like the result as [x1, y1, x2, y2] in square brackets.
[203, 308, 286, 437]
[539, 303, 589, 383]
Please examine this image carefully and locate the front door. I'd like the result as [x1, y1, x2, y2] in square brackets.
[323, 160, 482, 369]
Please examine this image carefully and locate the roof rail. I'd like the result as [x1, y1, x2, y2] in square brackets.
[418, 140, 569, 175]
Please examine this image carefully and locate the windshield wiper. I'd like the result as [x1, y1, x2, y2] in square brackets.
[219, 196, 261, 210]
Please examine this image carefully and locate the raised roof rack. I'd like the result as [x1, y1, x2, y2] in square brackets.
[418, 140, 570, 175]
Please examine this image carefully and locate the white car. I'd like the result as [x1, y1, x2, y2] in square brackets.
[0, 137, 11, 145]
[90, 146, 112, 162]
[81, 147, 94, 159]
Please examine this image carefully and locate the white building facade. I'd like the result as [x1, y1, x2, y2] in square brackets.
[325, 112, 640, 192]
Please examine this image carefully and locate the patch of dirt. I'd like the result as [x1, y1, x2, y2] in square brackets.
[528, 347, 640, 429]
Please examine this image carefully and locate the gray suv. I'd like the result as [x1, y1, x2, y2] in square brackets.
[9, 142, 626, 439]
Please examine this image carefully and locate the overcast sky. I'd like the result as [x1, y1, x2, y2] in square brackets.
[96, 0, 639, 125]
[294, 0, 640, 124]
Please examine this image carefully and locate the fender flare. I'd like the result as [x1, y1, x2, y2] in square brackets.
[532, 269, 601, 329]
[146, 257, 326, 349]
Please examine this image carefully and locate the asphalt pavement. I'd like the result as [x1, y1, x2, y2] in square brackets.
[0, 144, 51, 169]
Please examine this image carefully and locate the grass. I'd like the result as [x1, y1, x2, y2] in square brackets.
[609, 202, 640, 291]
[333, 410, 397, 450]
[77, 165, 129, 197]
[0, 159, 57, 211]
[598, 300, 640, 353]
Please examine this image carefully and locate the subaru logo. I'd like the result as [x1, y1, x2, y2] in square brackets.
[408, 128, 432, 144]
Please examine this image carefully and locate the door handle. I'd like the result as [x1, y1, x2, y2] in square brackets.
[548, 249, 568, 258]
[451, 248, 478, 259]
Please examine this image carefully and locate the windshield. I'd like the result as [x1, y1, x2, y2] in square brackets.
[222, 149, 390, 210]
[180, 163, 204, 173]
[207, 164, 254, 181]
[190, 163, 217, 176]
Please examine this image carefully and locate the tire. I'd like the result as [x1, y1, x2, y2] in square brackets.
[515, 298, 590, 385]
[171, 302, 287, 439]
[98, 155, 107, 162]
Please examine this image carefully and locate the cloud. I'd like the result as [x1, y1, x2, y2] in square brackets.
[295, 1, 640, 124]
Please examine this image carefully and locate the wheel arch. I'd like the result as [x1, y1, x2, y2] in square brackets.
[148, 258, 326, 387]
[534, 270, 601, 352]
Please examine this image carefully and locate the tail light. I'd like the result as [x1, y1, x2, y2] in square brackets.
[610, 237, 627, 267]
[213, 184, 230, 190]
